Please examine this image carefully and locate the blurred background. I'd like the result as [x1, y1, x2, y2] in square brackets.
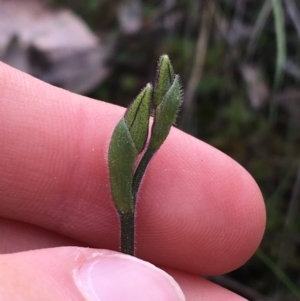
[1, 0, 300, 300]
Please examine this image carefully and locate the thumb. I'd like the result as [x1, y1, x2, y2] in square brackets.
[0, 247, 185, 301]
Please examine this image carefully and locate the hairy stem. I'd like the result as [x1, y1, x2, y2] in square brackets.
[132, 147, 156, 205]
[120, 211, 135, 255]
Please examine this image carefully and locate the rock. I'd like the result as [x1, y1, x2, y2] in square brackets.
[0, 0, 110, 94]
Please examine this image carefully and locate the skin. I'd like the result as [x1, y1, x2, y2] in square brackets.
[0, 62, 266, 300]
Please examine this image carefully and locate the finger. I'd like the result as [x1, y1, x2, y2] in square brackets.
[0, 62, 121, 250]
[136, 129, 265, 275]
[0, 63, 266, 274]
[166, 268, 247, 301]
[0, 217, 84, 253]
[0, 247, 185, 301]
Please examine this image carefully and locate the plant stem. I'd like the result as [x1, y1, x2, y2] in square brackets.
[120, 211, 135, 255]
[120, 147, 156, 255]
[132, 147, 156, 204]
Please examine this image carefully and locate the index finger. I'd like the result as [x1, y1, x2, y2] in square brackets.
[0, 63, 266, 275]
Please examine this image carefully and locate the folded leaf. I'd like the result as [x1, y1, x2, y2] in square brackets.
[153, 55, 175, 108]
[150, 75, 182, 150]
[108, 118, 136, 214]
[124, 83, 152, 153]
[109, 83, 152, 214]
[133, 76, 182, 200]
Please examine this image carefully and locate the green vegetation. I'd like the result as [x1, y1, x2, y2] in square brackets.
[108, 55, 182, 255]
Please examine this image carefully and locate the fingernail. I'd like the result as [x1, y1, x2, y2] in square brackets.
[75, 254, 185, 301]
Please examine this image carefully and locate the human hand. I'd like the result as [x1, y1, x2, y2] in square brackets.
[0, 62, 266, 300]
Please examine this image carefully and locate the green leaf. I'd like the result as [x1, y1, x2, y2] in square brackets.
[271, 0, 286, 88]
[153, 54, 175, 108]
[108, 118, 136, 213]
[132, 75, 182, 199]
[150, 75, 182, 150]
[108, 83, 152, 214]
[124, 83, 152, 153]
